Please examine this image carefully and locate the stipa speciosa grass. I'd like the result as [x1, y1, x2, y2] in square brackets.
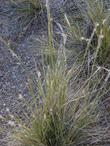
[10, 0, 43, 11]
[86, 0, 105, 25]
[7, 48, 109, 146]
[5, 1, 110, 146]
[10, 0, 44, 31]
[86, 0, 110, 66]
[6, 30, 109, 145]
[64, 0, 110, 68]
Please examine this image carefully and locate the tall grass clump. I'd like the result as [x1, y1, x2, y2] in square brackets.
[64, 0, 110, 67]
[6, 0, 110, 146]
[86, 0, 110, 66]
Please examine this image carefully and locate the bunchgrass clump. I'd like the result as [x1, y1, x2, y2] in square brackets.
[10, 59, 107, 146]
[6, 1, 110, 146]
[87, 0, 110, 66]
[10, 0, 44, 31]
[64, 0, 110, 67]
[2, 1, 109, 146]
[10, 0, 43, 12]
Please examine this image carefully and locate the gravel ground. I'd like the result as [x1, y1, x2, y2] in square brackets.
[0, 0, 110, 146]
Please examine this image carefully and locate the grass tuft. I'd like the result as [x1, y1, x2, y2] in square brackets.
[2, 1, 109, 146]
[87, 0, 110, 66]
[10, 0, 44, 31]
